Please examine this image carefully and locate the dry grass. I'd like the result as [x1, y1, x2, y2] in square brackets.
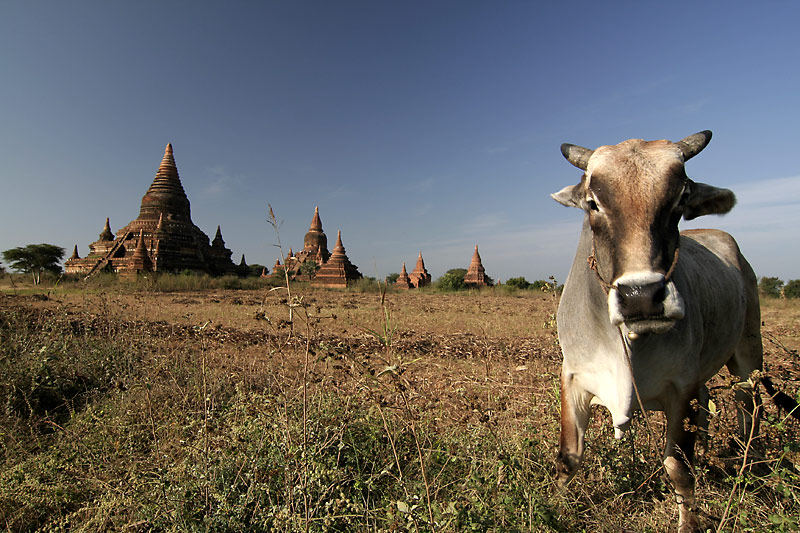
[0, 277, 798, 531]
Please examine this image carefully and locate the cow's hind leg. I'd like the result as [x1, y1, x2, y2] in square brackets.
[557, 371, 592, 484]
[664, 391, 702, 533]
[726, 267, 764, 444]
[726, 313, 764, 445]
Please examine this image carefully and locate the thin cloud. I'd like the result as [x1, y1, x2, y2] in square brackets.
[200, 165, 245, 197]
[462, 212, 509, 233]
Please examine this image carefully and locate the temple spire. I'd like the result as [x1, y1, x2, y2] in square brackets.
[99, 217, 114, 241]
[138, 142, 190, 222]
[395, 261, 412, 289]
[409, 251, 431, 288]
[333, 230, 344, 253]
[211, 225, 224, 247]
[70, 245, 80, 260]
[464, 244, 489, 287]
[310, 205, 323, 231]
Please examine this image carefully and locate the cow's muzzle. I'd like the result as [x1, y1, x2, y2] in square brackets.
[608, 271, 685, 334]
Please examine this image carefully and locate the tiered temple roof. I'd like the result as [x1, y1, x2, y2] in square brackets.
[312, 230, 362, 288]
[463, 245, 490, 287]
[65, 144, 237, 277]
[278, 206, 331, 280]
[394, 262, 413, 289]
[408, 252, 431, 288]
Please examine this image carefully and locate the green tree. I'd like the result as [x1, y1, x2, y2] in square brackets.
[2, 244, 65, 285]
[784, 279, 800, 299]
[506, 276, 531, 290]
[385, 273, 400, 284]
[437, 268, 467, 291]
[247, 263, 268, 277]
[299, 260, 319, 281]
[758, 276, 784, 298]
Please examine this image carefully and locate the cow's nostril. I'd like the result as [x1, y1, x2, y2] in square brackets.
[652, 282, 666, 304]
[617, 279, 667, 318]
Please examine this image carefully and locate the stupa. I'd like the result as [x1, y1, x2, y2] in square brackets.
[312, 230, 362, 288]
[408, 252, 431, 288]
[463, 245, 490, 287]
[281, 206, 330, 278]
[394, 262, 413, 289]
[65, 144, 237, 277]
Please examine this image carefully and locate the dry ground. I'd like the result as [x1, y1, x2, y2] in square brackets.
[0, 279, 798, 531]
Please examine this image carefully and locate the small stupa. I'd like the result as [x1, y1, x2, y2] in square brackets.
[463, 245, 490, 287]
[394, 262, 413, 289]
[408, 252, 431, 288]
[312, 230, 362, 288]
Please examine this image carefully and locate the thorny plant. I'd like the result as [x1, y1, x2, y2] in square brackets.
[712, 373, 800, 531]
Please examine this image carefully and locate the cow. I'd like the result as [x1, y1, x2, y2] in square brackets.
[550, 130, 762, 532]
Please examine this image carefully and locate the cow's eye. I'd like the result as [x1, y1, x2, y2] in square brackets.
[587, 199, 599, 211]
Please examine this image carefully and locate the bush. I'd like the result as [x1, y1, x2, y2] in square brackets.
[759, 276, 784, 298]
[505, 277, 531, 290]
[784, 279, 800, 299]
[437, 269, 467, 292]
[350, 276, 381, 293]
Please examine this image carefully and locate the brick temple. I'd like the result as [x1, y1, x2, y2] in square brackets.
[464, 244, 490, 287]
[275, 206, 331, 279]
[408, 252, 431, 288]
[272, 206, 361, 287]
[65, 144, 237, 277]
[312, 230, 362, 287]
[394, 262, 413, 289]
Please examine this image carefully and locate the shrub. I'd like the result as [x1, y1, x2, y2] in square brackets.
[505, 277, 531, 290]
[784, 279, 800, 299]
[759, 276, 784, 298]
[350, 276, 381, 293]
[437, 269, 468, 292]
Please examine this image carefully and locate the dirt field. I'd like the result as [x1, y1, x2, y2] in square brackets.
[0, 280, 798, 531]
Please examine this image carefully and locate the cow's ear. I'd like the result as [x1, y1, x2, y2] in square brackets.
[683, 181, 736, 220]
[551, 183, 583, 208]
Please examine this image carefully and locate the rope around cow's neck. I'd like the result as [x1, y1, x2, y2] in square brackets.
[586, 239, 681, 458]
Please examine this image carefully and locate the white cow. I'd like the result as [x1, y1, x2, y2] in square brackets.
[551, 131, 762, 532]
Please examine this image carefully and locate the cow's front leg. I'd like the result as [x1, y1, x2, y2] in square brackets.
[557, 371, 592, 484]
[664, 394, 701, 533]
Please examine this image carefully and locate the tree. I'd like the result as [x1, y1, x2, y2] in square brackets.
[505, 276, 531, 290]
[385, 273, 400, 284]
[298, 260, 319, 281]
[784, 279, 800, 299]
[758, 276, 784, 298]
[437, 268, 468, 291]
[2, 244, 64, 285]
[247, 263, 268, 277]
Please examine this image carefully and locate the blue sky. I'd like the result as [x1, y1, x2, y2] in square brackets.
[2, 2, 799, 282]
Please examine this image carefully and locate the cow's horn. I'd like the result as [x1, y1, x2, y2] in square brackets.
[676, 130, 712, 161]
[561, 143, 593, 170]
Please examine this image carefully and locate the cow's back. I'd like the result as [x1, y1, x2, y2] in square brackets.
[675, 229, 760, 380]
